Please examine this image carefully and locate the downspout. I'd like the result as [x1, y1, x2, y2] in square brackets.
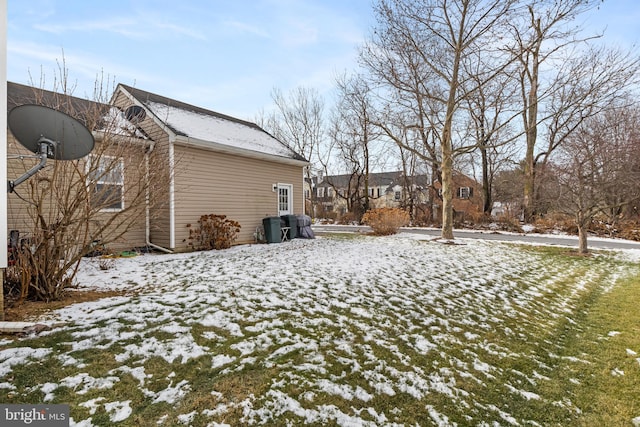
[168, 136, 176, 249]
[145, 142, 172, 253]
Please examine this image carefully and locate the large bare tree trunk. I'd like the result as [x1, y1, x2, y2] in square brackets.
[441, 140, 455, 239]
[521, 13, 540, 223]
[577, 222, 588, 254]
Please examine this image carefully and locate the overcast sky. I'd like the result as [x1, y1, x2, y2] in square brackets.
[7, 0, 640, 121]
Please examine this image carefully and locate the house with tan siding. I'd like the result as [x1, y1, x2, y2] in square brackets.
[6, 82, 308, 253]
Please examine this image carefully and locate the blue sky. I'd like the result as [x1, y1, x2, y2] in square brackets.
[7, 0, 640, 121]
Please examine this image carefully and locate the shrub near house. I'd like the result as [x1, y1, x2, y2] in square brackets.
[186, 214, 241, 250]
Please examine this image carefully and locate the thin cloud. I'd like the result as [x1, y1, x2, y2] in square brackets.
[33, 16, 206, 41]
[224, 20, 271, 39]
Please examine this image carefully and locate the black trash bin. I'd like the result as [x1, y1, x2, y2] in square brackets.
[262, 216, 282, 244]
[280, 214, 298, 239]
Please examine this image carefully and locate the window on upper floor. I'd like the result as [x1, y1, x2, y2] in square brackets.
[458, 186, 472, 199]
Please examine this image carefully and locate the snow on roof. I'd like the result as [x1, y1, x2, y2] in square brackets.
[97, 107, 149, 139]
[144, 101, 301, 160]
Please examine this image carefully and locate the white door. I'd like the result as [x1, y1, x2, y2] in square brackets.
[277, 184, 293, 216]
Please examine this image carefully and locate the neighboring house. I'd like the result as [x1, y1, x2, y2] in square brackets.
[6, 82, 308, 251]
[314, 171, 425, 215]
[314, 170, 482, 222]
[431, 171, 483, 221]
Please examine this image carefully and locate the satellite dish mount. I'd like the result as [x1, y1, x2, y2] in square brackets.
[7, 104, 95, 193]
[8, 136, 57, 192]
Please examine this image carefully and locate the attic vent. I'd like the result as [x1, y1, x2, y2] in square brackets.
[124, 105, 146, 123]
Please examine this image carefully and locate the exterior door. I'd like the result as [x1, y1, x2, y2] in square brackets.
[277, 183, 293, 216]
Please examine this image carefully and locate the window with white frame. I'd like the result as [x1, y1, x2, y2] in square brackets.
[318, 187, 325, 198]
[87, 155, 124, 211]
[394, 191, 401, 201]
[327, 187, 334, 198]
[458, 186, 472, 199]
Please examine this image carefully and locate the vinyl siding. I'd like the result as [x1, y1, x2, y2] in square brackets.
[111, 91, 172, 249]
[6, 133, 148, 252]
[174, 143, 304, 249]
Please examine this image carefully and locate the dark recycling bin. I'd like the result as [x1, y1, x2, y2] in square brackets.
[262, 216, 282, 244]
[280, 214, 298, 239]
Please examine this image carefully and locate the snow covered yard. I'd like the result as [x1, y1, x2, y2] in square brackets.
[1, 234, 639, 426]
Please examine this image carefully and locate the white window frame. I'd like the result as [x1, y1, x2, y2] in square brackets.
[318, 187, 325, 198]
[458, 186, 471, 199]
[87, 155, 125, 212]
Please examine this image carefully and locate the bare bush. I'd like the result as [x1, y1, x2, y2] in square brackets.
[186, 214, 241, 250]
[5, 76, 170, 301]
[362, 207, 410, 235]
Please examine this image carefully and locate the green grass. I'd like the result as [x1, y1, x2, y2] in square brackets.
[1, 240, 639, 425]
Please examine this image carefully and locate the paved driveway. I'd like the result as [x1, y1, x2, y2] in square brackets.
[312, 224, 640, 251]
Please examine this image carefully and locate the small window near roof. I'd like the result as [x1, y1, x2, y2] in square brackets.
[124, 105, 146, 124]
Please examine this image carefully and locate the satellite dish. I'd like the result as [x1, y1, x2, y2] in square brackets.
[7, 104, 95, 192]
[8, 104, 95, 160]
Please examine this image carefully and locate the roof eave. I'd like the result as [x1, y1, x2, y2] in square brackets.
[174, 136, 309, 167]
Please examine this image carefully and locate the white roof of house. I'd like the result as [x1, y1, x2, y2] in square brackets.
[117, 84, 306, 163]
[146, 101, 295, 158]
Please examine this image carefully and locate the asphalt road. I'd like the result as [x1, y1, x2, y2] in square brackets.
[312, 224, 640, 251]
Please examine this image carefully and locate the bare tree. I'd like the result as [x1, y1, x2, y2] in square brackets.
[552, 103, 640, 253]
[463, 62, 520, 215]
[257, 86, 324, 216]
[326, 73, 383, 219]
[6, 77, 169, 301]
[362, 0, 519, 239]
[509, 0, 613, 221]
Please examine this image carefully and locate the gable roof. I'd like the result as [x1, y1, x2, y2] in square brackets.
[7, 81, 107, 130]
[7, 81, 148, 140]
[116, 84, 307, 164]
[319, 171, 432, 191]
